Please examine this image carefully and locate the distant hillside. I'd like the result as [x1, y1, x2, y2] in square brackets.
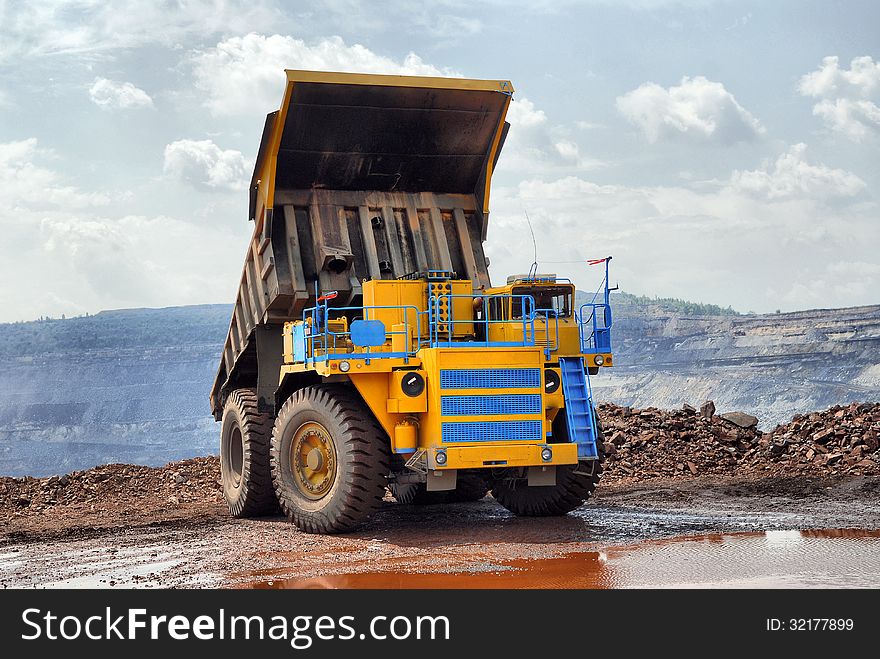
[576, 290, 738, 316]
[1, 296, 878, 477]
[591, 302, 880, 429]
[0, 305, 231, 358]
[0, 305, 232, 477]
[612, 291, 739, 316]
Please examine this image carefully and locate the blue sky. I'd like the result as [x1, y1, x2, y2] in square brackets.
[0, 0, 878, 321]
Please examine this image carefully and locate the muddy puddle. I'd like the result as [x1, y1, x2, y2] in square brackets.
[243, 528, 880, 589]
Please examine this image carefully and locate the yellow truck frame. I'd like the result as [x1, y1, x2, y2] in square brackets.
[212, 71, 614, 533]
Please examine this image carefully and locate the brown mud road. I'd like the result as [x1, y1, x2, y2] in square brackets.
[2, 475, 879, 589]
[3, 402, 878, 588]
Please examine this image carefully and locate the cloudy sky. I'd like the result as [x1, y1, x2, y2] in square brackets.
[0, 0, 878, 322]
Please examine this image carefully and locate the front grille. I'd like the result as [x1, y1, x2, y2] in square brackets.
[440, 394, 542, 416]
[441, 420, 543, 443]
[439, 368, 541, 390]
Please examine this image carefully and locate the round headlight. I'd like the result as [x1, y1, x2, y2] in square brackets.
[435, 450, 447, 465]
[593, 354, 605, 366]
[339, 360, 351, 372]
[400, 371, 425, 397]
[544, 369, 561, 394]
[541, 447, 553, 462]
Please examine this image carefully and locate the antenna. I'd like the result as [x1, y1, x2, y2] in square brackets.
[522, 206, 539, 280]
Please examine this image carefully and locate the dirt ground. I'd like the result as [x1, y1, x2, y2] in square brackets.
[2, 401, 877, 588]
[2, 473, 879, 588]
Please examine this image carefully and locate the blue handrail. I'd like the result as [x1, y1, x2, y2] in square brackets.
[578, 257, 613, 354]
[428, 293, 538, 348]
[578, 302, 612, 354]
[533, 308, 561, 358]
[298, 303, 424, 366]
[295, 281, 604, 365]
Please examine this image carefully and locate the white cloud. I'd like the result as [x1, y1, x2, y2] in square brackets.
[725, 12, 752, 31]
[427, 14, 483, 39]
[0, 139, 249, 321]
[486, 148, 877, 314]
[185, 32, 600, 176]
[799, 56, 880, 140]
[616, 75, 764, 144]
[38, 214, 246, 307]
[810, 99, 880, 140]
[826, 261, 880, 278]
[575, 120, 605, 130]
[499, 97, 605, 173]
[163, 139, 250, 191]
[729, 143, 865, 200]
[799, 55, 880, 99]
[506, 97, 547, 128]
[88, 77, 153, 109]
[554, 140, 581, 160]
[0, 138, 110, 209]
[0, 0, 282, 61]
[778, 261, 880, 308]
[190, 33, 460, 117]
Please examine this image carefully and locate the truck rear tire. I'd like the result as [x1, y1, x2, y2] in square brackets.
[220, 389, 278, 517]
[271, 385, 390, 534]
[492, 411, 605, 516]
[389, 482, 420, 504]
[445, 472, 491, 503]
[391, 472, 490, 505]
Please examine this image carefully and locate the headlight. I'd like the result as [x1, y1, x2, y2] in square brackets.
[544, 369, 561, 394]
[541, 447, 553, 462]
[593, 354, 605, 366]
[339, 360, 351, 372]
[435, 450, 447, 465]
[400, 371, 425, 397]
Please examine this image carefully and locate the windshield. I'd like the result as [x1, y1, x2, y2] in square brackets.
[510, 286, 573, 318]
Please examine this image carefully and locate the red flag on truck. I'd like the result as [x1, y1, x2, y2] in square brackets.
[587, 258, 607, 266]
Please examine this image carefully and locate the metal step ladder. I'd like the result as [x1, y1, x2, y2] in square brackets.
[559, 357, 599, 459]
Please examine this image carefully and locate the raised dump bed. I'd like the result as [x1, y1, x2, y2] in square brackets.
[210, 71, 514, 417]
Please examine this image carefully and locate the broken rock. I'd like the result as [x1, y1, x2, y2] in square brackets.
[700, 400, 716, 420]
[720, 412, 759, 429]
[812, 428, 834, 444]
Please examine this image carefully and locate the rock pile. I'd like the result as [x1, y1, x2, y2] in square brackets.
[599, 401, 879, 483]
[1, 402, 877, 522]
[0, 456, 222, 523]
[760, 403, 879, 474]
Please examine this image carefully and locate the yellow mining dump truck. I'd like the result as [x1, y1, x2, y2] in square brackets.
[210, 71, 615, 533]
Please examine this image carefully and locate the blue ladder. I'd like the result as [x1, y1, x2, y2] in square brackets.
[559, 357, 599, 459]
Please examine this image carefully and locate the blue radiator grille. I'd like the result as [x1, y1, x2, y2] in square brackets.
[439, 368, 541, 390]
[441, 420, 543, 443]
[441, 394, 542, 416]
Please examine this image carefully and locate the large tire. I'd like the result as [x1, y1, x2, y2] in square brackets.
[389, 482, 420, 504]
[447, 472, 491, 502]
[271, 385, 390, 534]
[220, 389, 278, 517]
[392, 472, 490, 505]
[492, 410, 605, 516]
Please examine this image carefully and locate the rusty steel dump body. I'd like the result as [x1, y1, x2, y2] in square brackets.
[210, 71, 514, 417]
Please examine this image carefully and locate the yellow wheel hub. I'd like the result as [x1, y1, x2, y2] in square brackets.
[291, 422, 336, 499]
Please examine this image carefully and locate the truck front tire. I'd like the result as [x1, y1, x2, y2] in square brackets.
[220, 389, 278, 517]
[491, 411, 605, 516]
[271, 385, 390, 534]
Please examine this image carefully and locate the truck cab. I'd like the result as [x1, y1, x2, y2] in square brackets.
[483, 273, 613, 373]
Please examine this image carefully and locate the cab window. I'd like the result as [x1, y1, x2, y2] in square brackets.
[512, 286, 572, 318]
